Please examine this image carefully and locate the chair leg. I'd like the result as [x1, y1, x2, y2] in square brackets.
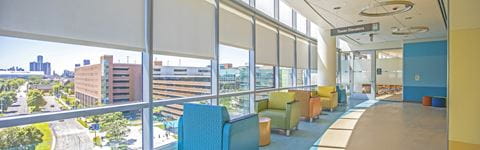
[286, 130, 291, 136]
[330, 108, 333, 112]
[309, 117, 313, 122]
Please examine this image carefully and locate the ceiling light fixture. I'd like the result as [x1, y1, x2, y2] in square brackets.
[392, 26, 429, 35]
[357, 20, 364, 23]
[405, 16, 413, 20]
[333, 6, 342, 10]
[359, 1, 414, 17]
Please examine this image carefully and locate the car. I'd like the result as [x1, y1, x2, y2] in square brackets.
[50, 104, 55, 108]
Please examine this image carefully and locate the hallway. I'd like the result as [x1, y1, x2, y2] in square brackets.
[347, 102, 447, 150]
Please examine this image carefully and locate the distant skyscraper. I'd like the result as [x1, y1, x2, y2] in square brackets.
[29, 55, 51, 75]
[83, 59, 90, 65]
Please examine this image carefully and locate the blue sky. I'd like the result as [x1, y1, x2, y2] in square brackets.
[0, 36, 248, 73]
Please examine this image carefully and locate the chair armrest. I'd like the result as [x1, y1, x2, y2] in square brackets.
[255, 99, 268, 113]
[177, 116, 184, 150]
[286, 101, 301, 129]
[223, 114, 259, 150]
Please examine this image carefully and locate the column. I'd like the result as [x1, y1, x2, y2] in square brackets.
[316, 29, 336, 86]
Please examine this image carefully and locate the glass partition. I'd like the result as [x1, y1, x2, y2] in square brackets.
[279, 0, 293, 27]
[375, 50, 403, 101]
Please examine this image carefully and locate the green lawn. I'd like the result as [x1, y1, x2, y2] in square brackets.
[32, 123, 52, 150]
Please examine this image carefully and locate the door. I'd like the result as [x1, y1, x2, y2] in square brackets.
[352, 51, 375, 100]
[375, 49, 403, 101]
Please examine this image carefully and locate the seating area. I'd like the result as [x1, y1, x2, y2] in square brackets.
[177, 86, 351, 149]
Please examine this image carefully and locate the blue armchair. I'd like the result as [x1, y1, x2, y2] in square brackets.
[178, 103, 259, 150]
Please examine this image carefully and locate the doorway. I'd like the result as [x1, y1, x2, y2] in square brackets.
[339, 49, 403, 101]
[375, 49, 403, 101]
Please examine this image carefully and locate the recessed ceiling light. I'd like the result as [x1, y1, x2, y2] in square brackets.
[359, 1, 414, 17]
[392, 26, 429, 35]
[357, 20, 364, 23]
[405, 16, 413, 20]
[333, 6, 342, 10]
[356, 38, 361, 41]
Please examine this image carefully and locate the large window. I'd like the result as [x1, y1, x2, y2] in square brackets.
[219, 45, 250, 93]
[279, 67, 293, 87]
[310, 22, 320, 39]
[279, 0, 293, 27]
[297, 69, 308, 86]
[296, 13, 307, 34]
[152, 55, 211, 100]
[256, 0, 275, 17]
[0, 0, 319, 149]
[256, 65, 275, 89]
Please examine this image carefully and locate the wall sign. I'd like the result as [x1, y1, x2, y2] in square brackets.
[331, 23, 380, 36]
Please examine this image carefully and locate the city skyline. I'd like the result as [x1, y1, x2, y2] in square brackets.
[0, 36, 250, 74]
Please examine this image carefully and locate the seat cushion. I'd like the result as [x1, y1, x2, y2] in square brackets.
[268, 92, 295, 110]
[259, 109, 287, 129]
[318, 86, 335, 98]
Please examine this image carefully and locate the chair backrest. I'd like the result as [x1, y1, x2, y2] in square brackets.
[288, 90, 310, 116]
[318, 86, 336, 98]
[182, 103, 230, 150]
[268, 92, 295, 110]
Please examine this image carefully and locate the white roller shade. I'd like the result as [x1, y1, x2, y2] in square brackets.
[310, 43, 318, 69]
[0, 0, 144, 51]
[0, 0, 216, 59]
[279, 31, 295, 67]
[255, 21, 278, 66]
[154, 0, 215, 59]
[296, 38, 309, 69]
[220, 3, 253, 50]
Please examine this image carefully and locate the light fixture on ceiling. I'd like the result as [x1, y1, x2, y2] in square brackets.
[333, 6, 342, 10]
[392, 26, 429, 35]
[359, 1, 414, 17]
[405, 16, 413, 20]
[357, 19, 364, 23]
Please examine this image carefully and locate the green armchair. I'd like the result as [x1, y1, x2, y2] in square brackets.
[255, 92, 301, 136]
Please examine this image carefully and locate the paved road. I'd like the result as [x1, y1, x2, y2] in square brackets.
[4, 83, 28, 116]
[50, 119, 94, 150]
[44, 96, 94, 150]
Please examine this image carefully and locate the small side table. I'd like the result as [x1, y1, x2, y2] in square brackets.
[259, 117, 271, 146]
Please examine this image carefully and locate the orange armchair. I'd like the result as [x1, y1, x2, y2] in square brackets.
[288, 90, 322, 122]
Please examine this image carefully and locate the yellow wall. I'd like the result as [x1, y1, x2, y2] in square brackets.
[449, 1, 480, 149]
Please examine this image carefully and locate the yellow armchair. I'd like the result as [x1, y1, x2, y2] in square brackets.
[315, 86, 338, 112]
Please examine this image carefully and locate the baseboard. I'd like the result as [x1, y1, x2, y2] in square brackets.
[449, 140, 480, 150]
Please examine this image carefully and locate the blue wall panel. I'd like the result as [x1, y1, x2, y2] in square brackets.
[403, 40, 447, 102]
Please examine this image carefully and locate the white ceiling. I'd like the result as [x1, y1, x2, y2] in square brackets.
[285, 0, 447, 45]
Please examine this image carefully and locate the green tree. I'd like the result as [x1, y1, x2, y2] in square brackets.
[0, 91, 17, 113]
[0, 126, 44, 149]
[27, 89, 46, 112]
[64, 82, 74, 95]
[97, 112, 130, 143]
[52, 83, 62, 96]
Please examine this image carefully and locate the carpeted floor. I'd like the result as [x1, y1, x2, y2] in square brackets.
[260, 99, 366, 150]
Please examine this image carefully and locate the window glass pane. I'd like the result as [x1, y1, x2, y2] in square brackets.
[256, 0, 274, 17]
[311, 69, 319, 85]
[0, 36, 142, 118]
[241, 0, 250, 5]
[296, 69, 308, 86]
[219, 94, 250, 118]
[296, 13, 307, 34]
[256, 65, 274, 89]
[152, 55, 211, 101]
[279, 0, 293, 27]
[219, 45, 250, 93]
[0, 109, 142, 149]
[279, 67, 293, 87]
[310, 22, 320, 39]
